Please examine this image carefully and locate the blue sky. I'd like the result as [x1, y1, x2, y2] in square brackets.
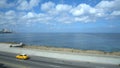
[0, 0, 120, 33]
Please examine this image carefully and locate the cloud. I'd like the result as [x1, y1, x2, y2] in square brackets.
[70, 4, 91, 16]
[56, 4, 72, 12]
[20, 12, 54, 24]
[41, 1, 55, 11]
[22, 12, 36, 19]
[96, 0, 120, 11]
[95, 0, 120, 17]
[17, 0, 29, 10]
[0, 10, 17, 26]
[70, 3, 103, 22]
[41, 2, 74, 23]
[95, 0, 120, 19]
[55, 14, 74, 23]
[0, 0, 120, 27]
[2, 10, 16, 20]
[4, 10, 16, 21]
[111, 11, 120, 16]
[70, 0, 120, 22]
[5, 10, 15, 16]
[0, 0, 15, 8]
[75, 16, 92, 23]
[0, 0, 40, 10]
[17, 0, 40, 10]
[29, 0, 40, 7]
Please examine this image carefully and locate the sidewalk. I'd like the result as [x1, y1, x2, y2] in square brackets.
[0, 43, 120, 65]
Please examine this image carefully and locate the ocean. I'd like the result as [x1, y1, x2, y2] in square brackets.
[0, 33, 120, 52]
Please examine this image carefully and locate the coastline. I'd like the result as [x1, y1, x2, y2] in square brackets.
[23, 45, 120, 56]
[1, 42, 120, 56]
[0, 42, 120, 65]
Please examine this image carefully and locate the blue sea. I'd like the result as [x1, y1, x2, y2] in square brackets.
[0, 33, 120, 52]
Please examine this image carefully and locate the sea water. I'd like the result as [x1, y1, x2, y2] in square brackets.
[0, 33, 120, 52]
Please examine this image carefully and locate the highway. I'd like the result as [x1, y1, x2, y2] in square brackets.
[0, 51, 119, 68]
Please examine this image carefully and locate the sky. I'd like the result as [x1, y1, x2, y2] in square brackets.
[0, 0, 120, 33]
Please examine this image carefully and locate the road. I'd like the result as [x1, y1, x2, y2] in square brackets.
[0, 51, 119, 68]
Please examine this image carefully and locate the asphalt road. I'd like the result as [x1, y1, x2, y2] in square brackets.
[0, 51, 119, 68]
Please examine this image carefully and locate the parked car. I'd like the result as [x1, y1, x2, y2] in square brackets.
[10, 42, 24, 47]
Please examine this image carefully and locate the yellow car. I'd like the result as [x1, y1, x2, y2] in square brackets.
[16, 54, 29, 60]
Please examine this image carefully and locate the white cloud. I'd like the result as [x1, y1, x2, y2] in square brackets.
[0, 0, 15, 8]
[22, 12, 36, 19]
[0, 0, 120, 26]
[17, 0, 29, 10]
[41, 1, 55, 11]
[111, 11, 120, 16]
[55, 15, 74, 23]
[0, 10, 17, 26]
[70, 4, 87, 16]
[94, 0, 120, 19]
[29, 0, 40, 7]
[70, 4, 99, 22]
[4, 10, 16, 20]
[75, 16, 89, 22]
[5, 10, 15, 16]
[95, 0, 120, 19]
[69, 0, 120, 22]
[17, 0, 40, 10]
[70, 3, 106, 18]
[20, 12, 54, 24]
[96, 0, 120, 12]
[14, 0, 120, 24]
[56, 4, 72, 12]
[0, 0, 40, 10]
[96, 0, 114, 9]
[41, 2, 72, 16]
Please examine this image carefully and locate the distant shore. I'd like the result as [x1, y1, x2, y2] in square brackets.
[2, 42, 120, 56]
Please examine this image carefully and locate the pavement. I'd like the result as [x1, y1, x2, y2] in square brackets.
[0, 43, 120, 65]
[0, 51, 120, 68]
[0, 51, 86, 68]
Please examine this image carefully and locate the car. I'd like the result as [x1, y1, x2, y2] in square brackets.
[10, 42, 24, 47]
[16, 54, 29, 60]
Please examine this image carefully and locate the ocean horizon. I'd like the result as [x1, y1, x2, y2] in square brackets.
[0, 33, 120, 52]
